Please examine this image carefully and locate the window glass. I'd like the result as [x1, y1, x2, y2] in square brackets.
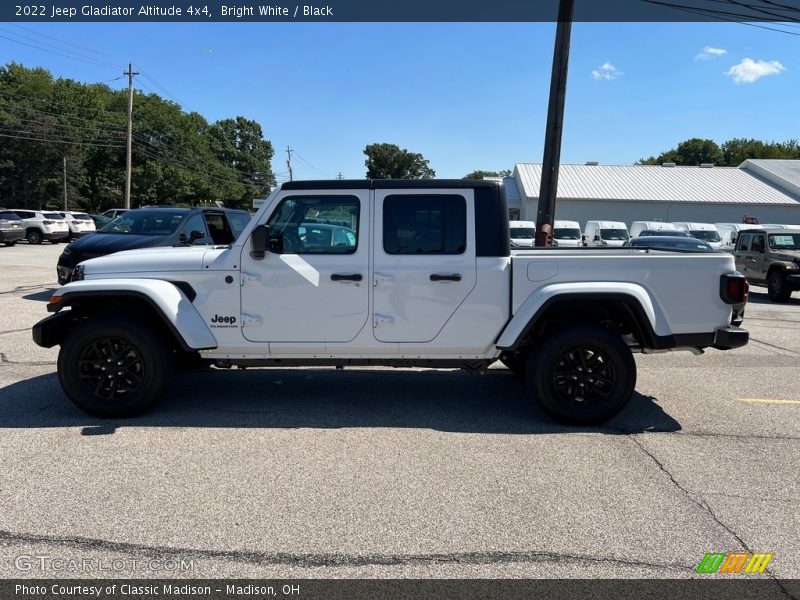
[769, 234, 800, 250]
[751, 235, 765, 252]
[182, 213, 209, 242]
[738, 234, 752, 251]
[101, 210, 185, 235]
[554, 228, 581, 240]
[383, 194, 466, 255]
[0, 211, 21, 221]
[266, 196, 359, 254]
[203, 213, 233, 244]
[226, 212, 251, 239]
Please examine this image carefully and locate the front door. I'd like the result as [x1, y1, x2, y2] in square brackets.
[372, 189, 477, 343]
[240, 190, 369, 343]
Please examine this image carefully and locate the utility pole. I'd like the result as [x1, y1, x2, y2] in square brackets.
[535, 0, 574, 247]
[286, 146, 293, 182]
[62, 155, 68, 211]
[336, 172, 343, 180]
[123, 62, 138, 209]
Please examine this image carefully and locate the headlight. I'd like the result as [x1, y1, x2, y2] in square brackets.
[72, 264, 85, 281]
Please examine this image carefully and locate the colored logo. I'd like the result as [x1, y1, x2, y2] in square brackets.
[696, 552, 773, 574]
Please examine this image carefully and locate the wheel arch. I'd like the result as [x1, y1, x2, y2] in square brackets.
[34, 280, 217, 351]
[496, 286, 665, 352]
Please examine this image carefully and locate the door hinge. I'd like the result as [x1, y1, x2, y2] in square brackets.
[241, 313, 263, 327]
[241, 272, 261, 286]
[373, 314, 394, 328]
[374, 272, 394, 286]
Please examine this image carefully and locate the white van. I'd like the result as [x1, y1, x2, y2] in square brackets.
[672, 222, 722, 249]
[583, 221, 630, 247]
[715, 223, 760, 249]
[509, 220, 536, 248]
[629, 221, 677, 239]
[553, 220, 582, 247]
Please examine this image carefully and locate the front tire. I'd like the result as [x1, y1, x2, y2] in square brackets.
[526, 324, 636, 425]
[767, 271, 792, 303]
[58, 317, 173, 417]
[3, 241, 17, 247]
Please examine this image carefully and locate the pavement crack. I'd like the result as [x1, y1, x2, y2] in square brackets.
[0, 284, 51, 296]
[0, 328, 30, 336]
[629, 436, 793, 593]
[0, 529, 693, 572]
[0, 352, 55, 367]
[749, 337, 800, 356]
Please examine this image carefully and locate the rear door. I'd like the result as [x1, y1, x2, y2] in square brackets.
[372, 189, 476, 343]
[735, 233, 756, 280]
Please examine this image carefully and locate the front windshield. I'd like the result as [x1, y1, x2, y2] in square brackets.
[554, 228, 581, 239]
[601, 228, 629, 241]
[100, 210, 185, 235]
[510, 227, 535, 239]
[691, 230, 720, 242]
[769, 233, 800, 250]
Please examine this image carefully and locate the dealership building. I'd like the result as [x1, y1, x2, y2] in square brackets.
[506, 159, 800, 226]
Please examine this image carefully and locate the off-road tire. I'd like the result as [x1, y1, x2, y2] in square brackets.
[58, 317, 173, 417]
[767, 271, 792, 303]
[526, 324, 636, 425]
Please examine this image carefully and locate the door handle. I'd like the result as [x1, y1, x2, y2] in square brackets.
[430, 273, 462, 282]
[331, 273, 363, 282]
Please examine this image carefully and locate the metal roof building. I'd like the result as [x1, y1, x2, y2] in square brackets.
[509, 160, 800, 226]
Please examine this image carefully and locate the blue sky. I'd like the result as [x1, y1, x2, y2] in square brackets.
[0, 21, 797, 180]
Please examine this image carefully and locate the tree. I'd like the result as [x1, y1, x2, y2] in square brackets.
[364, 143, 435, 179]
[638, 138, 722, 166]
[463, 169, 512, 179]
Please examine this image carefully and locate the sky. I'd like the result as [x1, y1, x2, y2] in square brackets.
[0, 20, 797, 181]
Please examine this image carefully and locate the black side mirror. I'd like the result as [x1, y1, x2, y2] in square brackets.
[250, 224, 269, 259]
[730, 235, 737, 246]
[188, 230, 204, 243]
[594, 235, 600, 241]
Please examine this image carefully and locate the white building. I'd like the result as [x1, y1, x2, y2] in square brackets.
[507, 160, 800, 226]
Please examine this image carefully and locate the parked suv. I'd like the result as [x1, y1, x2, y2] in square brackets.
[734, 228, 800, 302]
[0, 209, 26, 246]
[58, 211, 97, 239]
[11, 209, 70, 244]
[101, 208, 130, 220]
[56, 206, 251, 284]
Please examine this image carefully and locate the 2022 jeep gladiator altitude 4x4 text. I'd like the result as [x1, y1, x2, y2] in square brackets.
[33, 180, 749, 424]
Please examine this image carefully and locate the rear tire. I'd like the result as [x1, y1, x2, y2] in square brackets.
[58, 317, 173, 417]
[26, 229, 42, 244]
[526, 324, 636, 425]
[767, 271, 792, 303]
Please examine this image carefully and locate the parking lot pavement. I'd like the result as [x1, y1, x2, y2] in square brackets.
[0, 243, 799, 579]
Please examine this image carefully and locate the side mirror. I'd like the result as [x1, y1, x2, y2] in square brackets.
[730, 234, 737, 246]
[188, 230, 205, 244]
[250, 224, 269, 259]
[594, 235, 600, 241]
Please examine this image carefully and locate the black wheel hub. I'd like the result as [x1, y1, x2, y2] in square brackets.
[78, 337, 144, 400]
[551, 345, 615, 406]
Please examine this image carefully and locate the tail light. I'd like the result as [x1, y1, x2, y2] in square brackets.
[720, 272, 748, 305]
[42, 220, 53, 225]
[71, 221, 80, 225]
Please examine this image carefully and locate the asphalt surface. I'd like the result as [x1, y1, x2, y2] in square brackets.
[0, 242, 798, 581]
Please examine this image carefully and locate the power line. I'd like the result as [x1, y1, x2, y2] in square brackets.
[0, 31, 119, 70]
[0, 131, 124, 147]
[7, 23, 123, 62]
[0, 90, 128, 125]
[642, 0, 800, 34]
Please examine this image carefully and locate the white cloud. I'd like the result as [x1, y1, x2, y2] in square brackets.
[591, 62, 622, 81]
[725, 58, 785, 83]
[695, 46, 727, 61]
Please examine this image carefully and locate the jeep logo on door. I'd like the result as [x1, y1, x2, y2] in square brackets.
[210, 314, 238, 328]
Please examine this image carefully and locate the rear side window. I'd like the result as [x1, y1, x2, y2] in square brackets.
[383, 194, 466, 255]
[0, 211, 21, 220]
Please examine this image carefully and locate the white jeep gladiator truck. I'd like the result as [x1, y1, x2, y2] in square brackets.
[33, 180, 749, 424]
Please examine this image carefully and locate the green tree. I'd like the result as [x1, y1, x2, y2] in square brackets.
[463, 169, 512, 179]
[364, 143, 435, 179]
[638, 138, 722, 166]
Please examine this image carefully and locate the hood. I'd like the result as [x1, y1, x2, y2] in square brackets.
[68, 232, 173, 258]
[773, 250, 800, 262]
[81, 246, 212, 276]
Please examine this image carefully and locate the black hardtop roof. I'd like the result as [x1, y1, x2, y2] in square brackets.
[280, 179, 501, 191]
